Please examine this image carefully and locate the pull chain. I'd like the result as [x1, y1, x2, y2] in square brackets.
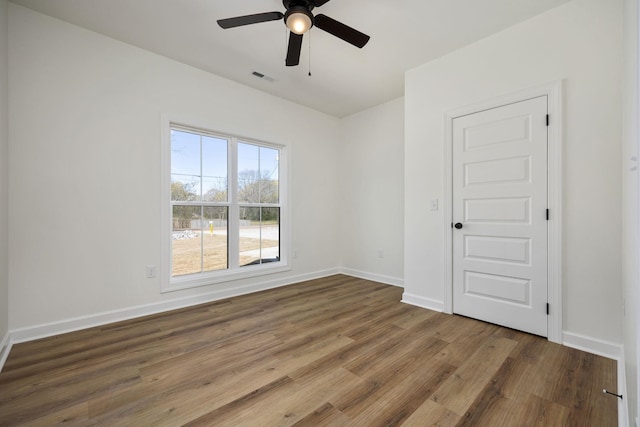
[308, 30, 312, 76]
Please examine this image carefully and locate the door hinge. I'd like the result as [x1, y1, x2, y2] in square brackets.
[546, 303, 550, 315]
[546, 114, 550, 126]
[546, 209, 550, 221]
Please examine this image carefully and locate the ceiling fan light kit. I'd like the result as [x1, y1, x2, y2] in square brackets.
[217, 0, 370, 67]
[285, 7, 313, 35]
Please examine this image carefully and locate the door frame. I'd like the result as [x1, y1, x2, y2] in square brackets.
[443, 81, 563, 343]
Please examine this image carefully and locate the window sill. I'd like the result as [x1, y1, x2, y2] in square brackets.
[161, 262, 291, 293]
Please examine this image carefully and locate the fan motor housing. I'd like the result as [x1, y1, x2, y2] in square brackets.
[283, 0, 315, 12]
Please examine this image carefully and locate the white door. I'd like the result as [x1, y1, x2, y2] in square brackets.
[452, 96, 548, 337]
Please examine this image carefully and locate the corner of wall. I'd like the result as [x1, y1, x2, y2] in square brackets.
[617, 350, 630, 427]
[622, 0, 640, 424]
[0, 332, 10, 373]
[0, 0, 10, 353]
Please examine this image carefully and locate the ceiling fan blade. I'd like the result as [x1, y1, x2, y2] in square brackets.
[311, 0, 331, 6]
[314, 14, 370, 48]
[286, 32, 304, 66]
[217, 12, 283, 29]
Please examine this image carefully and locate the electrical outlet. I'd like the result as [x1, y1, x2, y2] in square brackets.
[430, 199, 439, 211]
[377, 249, 384, 259]
[146, 265, 157, 278]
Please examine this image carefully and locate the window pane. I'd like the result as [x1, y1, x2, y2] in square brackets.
[239, 207, 260, 266]
[171, 129, 202, 201]
[238, 143, 260, 203]
[203, 206, 228, 272]
[239, 207, 280, 267]
[202, 136, 228, 202]
[262, 207, 280, 262]
[172, 205, 202, 276]
[259, 147, 279, 203]
[171, 177, 200, 202]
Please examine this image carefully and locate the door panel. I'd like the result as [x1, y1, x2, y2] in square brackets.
[463, 114, 531, 151]
[464, 235, 531, 265]
[464, 197, 531, 223]
[464, 156, 530, 186]
[463, 271, 530, 305]
[452, 96, 548, 337]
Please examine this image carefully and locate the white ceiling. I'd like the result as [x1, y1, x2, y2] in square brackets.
[10, 0, 572, 117]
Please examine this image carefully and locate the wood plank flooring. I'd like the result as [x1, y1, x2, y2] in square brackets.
[0, 275, 618, 426]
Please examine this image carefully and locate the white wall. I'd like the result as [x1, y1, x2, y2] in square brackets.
[405, 0, 623, 344]
[7, 4, 342, 331]
[338, 98, 404, 285]
[623, 0, 639, 422]
[0, 0, 9, 345]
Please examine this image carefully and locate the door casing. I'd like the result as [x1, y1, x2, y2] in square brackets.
[443, 81, 563, 344]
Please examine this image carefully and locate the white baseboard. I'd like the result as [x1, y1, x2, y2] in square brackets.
[562, 331, 623, 360]
[401, 292, 444, 312]
[9, 268, 341, 344]
[339, 268, 404, 287]
[0, 331, 11, 373]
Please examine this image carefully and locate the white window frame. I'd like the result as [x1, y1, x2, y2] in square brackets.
[161, 116, 290, 292]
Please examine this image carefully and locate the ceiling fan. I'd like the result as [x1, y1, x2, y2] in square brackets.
[217, 0, 370, 67]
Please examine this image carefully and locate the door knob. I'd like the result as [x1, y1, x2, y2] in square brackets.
[454, 223, 463, 229]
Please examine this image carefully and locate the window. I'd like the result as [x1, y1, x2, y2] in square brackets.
[162, 122, 288, 291]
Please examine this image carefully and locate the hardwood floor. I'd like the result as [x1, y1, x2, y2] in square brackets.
[0, 275, 617, 426]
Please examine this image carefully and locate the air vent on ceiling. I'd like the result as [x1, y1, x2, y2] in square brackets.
[252, 71, 275, 82]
